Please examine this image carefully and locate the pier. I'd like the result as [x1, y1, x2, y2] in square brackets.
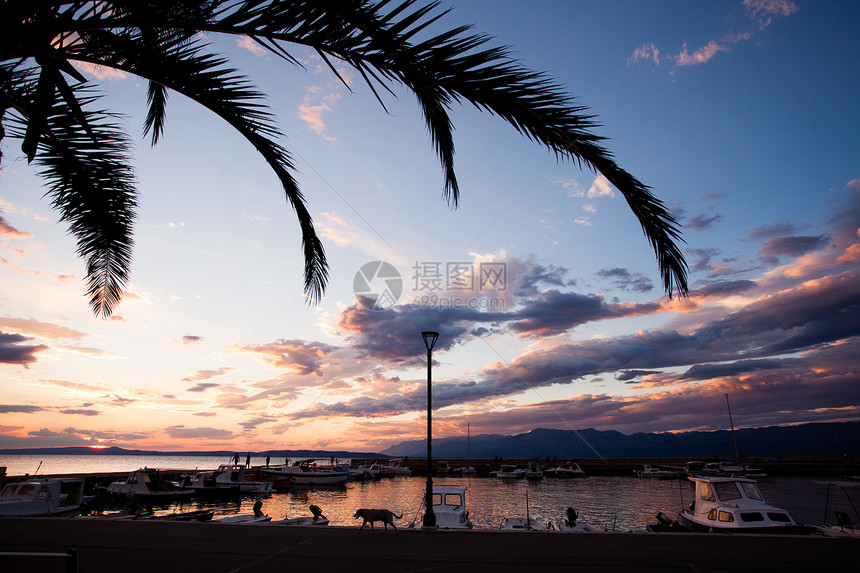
[1, 517, 857, 572]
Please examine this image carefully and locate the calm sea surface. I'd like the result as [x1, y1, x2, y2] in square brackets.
[1, 455, 856, 530]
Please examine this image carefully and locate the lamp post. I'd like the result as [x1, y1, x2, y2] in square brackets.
[421, 330, 439, 529]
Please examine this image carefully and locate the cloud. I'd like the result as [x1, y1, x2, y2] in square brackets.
[239, 339, 339, 375]
[236, 36, 267, 56]
[58, 409, 100, 416]
[675, 41, 732, 67]
[595, 268, 654, 293]
[0, 332, 47, 365]
[181, 335, 203, 344]
[628, 43, 661, 66]
[188, 383, 220, 393]
[0, 214, 32, 238]
[0, 257, 75, 282]
[0, 317, 87, 340]
[758, 235, 830, 261]
[164, 425, 234, 439]
[0, 404, 44, 413]
[686, 212, 723, 231]
[744, 0, 798, 29]
[630, 0, 798, 72]
[181, 367, 235, 382]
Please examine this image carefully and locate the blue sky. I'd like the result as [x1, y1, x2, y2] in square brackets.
[1, 0, 858, 453]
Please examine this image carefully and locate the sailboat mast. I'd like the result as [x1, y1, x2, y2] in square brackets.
[726, 393, 740, 463]
[467, 423, 471, 464]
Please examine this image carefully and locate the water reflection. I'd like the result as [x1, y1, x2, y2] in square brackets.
[137, 476, 859, 531]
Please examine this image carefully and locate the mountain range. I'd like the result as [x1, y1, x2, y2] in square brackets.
[381, 421, 860, 459]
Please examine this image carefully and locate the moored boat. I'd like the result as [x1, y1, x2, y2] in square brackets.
[418, 485, 473, 529]
[105, 468, 193, 501]
[491, 464, 525, 479]
[677, 475, 811, 534]
[544, 462, 586, 478]
[500, 516, 547, 530]
[0, 477, 85, 516]
[265, 459, 348, 486]
[185, 464, 274, 495]
[525, 460, 543, 479]
[634, 464, 681, 479]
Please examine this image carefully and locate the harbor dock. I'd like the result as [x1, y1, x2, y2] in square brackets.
[1, 517, 857, 572]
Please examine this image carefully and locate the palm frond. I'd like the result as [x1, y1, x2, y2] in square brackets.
[4, 76, 137, 317]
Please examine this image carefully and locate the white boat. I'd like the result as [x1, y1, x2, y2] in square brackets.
[550, 507, 602, 532]
[186, 464, 274, 494]
[452, 465, 476, 476]
[436, 460, 452, 475]
[678, 475, 808, 533]
[634, 464, 680, 479]
[500, 517, 547, 530]
[378, 459, 412, 477]
[348, 464, 379, 481]
[212, 514, 272, 523]
[812, 480, 860, 538]
[544, 463, 586, 478]
[0, 478, 85, 516]
[491, 464, 525, 479]
[265, 459, 348, 485]
[267, 505, 329, 526]
[106, 468, 193, 500]
[420, 485, 473, 529]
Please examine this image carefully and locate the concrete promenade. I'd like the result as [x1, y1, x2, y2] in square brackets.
[1, 518, 857, 572]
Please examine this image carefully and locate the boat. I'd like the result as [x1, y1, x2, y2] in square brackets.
[634, 464, 681, 479]
[550, 507, 602, 532]
[436, 460, 452, 475]
[212, 498, 271, 523]
[265, 459, 348, 485]
[268, 504, 329, 526]
[544, 462, 586, 478]
[105, 468, 194, 501]
[212, 514, 272, 523]
[378, 459, 412, 477]
[812, 480, 860, 538]
[0, 477, 85, 516]
[677, 475, 810, 534]
[500, 517, 547, 530]
[525, 460, 543, 479]
[348, 464, 379, 481]
[491, 464, 525, 479]
[418, 485, 473, 529]
[185, 464, 274, 495]
[453, 423, 477, 476]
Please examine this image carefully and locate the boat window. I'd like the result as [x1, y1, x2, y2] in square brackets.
[18, 485, 35, 497]
[432, 493, 442, 506]
[714, 481, 742, 501]
[0, 485, 17, 496]
[740, 482, 763, 500]
[767, 512, 791, 523]
[740, 512, 764, 522]
[444, 494, 462, 507]
[718, 510, 735, 522]
[707, 509, 717, 520]
[38, 488, 50, 499]
[699, 482, 716, 502]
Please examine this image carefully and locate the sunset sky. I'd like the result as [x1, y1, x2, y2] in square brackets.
[1, 0, 858, 454]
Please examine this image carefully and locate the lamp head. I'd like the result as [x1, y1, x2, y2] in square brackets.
[421, 331, 439, 352]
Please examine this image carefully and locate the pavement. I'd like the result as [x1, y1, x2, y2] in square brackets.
[1, 517, 858, 572]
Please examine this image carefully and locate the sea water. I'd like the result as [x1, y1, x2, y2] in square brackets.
[0, 455, 855, 530]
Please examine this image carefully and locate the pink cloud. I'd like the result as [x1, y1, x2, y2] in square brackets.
[236, 36, 267, 57]
[675, 41, 731, 67]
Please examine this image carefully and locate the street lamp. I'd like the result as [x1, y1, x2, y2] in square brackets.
[421, 330, 439, 529]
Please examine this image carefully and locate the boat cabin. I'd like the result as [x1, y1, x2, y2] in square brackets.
[681, 476, 795, 531]
[423, 485, 472, 529]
